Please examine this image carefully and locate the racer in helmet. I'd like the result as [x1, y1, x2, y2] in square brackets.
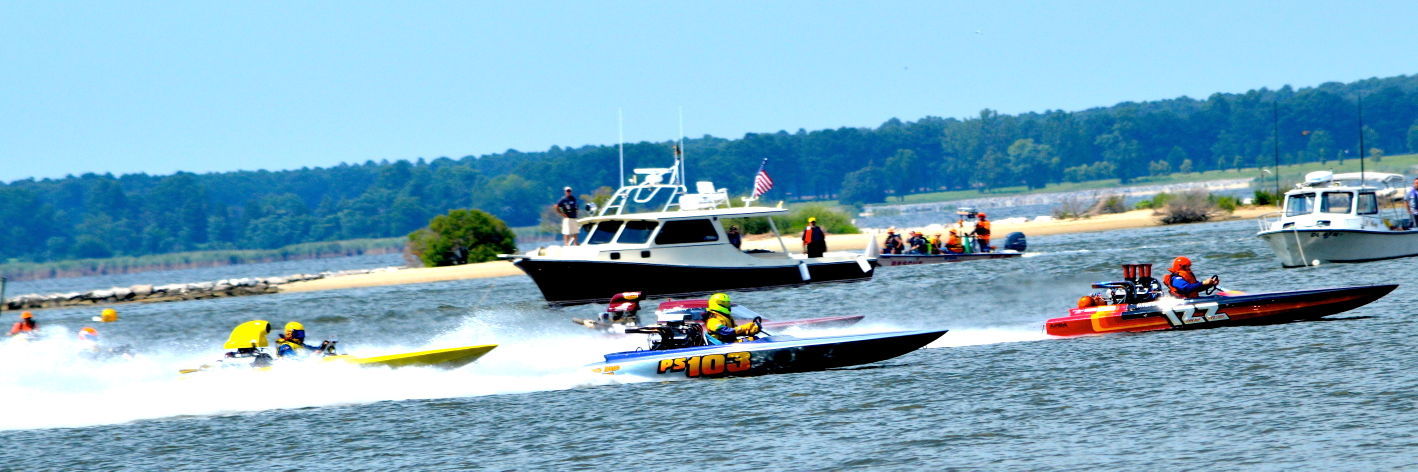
[1076, 293, 1108, 309]
[703, 293, 761, 344]
[1162, 257, 1219, 299]
[276, 321, 331, 357]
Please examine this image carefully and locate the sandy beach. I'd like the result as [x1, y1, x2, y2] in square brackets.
[279, 206, 1276, 294]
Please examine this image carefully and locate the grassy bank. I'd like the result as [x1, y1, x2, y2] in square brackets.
[0, 238, 406, 281]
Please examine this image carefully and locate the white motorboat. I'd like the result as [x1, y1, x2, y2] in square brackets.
[1256, 171, 1418, 267]
[500, 149, 875, 305]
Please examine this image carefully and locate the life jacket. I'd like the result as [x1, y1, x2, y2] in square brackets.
[9, 320, 36, 336]
[974, 221, 991, 238]
[704, 311, 738, 344]
[1165, 270, 1200, 298]
[945, 234, 964, 253]
[277, 337, 312, 357]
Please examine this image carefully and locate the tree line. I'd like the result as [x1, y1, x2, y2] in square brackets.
[3, 74, 1417, 263]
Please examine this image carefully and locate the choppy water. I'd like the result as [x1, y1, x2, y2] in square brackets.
[3, 219, 1416, 471]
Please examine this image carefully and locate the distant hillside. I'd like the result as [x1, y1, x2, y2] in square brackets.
[2, 74, 1416, 264]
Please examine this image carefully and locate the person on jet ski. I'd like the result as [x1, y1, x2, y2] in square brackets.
[1162, 256, 1219, 299]
[8, 311, 37, 336]
[703, 293, 761, 344]
[276, 321, 332, 357]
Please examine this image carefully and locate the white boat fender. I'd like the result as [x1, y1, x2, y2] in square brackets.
[798, 261, 812, 281]
[855, 255, 872, 273]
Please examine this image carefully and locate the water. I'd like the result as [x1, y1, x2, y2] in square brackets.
[3, 219, 1416, 470]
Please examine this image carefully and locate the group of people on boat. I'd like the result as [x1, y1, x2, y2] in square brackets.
[881, 213, 992, 255]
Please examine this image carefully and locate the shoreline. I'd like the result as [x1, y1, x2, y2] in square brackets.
[7, 206, 1277, 308]
[281, 206, 1276, 294]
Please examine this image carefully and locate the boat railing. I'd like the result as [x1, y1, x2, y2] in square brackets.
[1255, 212, 1285, 232]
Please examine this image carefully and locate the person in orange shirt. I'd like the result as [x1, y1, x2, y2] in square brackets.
[943, 229, 965, 254]
[971, 213, 992, 252]
[8, 311, 37, 336]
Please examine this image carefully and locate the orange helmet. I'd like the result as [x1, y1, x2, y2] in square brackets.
[1077, 296, 1095, 308]
[978, 212, 987, 218]
[78, 327, 99, 341]
[20, 311, 33, 319]
[1170, 256, 1192, 272]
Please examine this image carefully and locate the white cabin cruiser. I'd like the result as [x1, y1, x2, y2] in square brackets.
[500, 153, 876, 305]
[1256, 171, 1418, 267]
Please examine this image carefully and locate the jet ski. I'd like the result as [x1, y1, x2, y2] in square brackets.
[573, 292, 864, 332]
[179, 320, 496, 373]
[1045, 263, 1398, 337]
[589, 310, 944, 379]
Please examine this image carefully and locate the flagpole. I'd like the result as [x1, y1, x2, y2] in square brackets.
[618, 108, 624, 186]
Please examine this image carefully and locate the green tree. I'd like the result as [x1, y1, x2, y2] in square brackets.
[1307, 129, 1334, 164]
[1407, 120, 1418, 153]
[1006, 138, 1059, 189]
[407, 209, 517, 267]
[883, 149, 923, 201]
[1148, 160, 1172, 176]
[838, 165, 887, 206]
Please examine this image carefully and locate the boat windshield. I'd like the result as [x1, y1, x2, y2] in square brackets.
[1357, 192, 1379, 215]
[1285, 193, 1316, 216]
[1321, 192, 1352, 214]
[616, 221, 659, 244]
[654, 219, 720, 245]
[587, 221, 623, 245]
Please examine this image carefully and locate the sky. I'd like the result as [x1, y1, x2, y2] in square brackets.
[3, 1, 1417, 181]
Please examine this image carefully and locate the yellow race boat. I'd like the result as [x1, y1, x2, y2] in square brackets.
[179, 320, 497, 373]
[323, 344, 497, 369]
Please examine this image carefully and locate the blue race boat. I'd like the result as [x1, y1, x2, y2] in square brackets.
[589, 320, 946, 379]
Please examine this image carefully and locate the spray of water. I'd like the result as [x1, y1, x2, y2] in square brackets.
[0, 311, 651, 431]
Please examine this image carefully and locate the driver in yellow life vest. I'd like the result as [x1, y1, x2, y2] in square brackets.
[703, 293, 761, 344]
[276, 321, 329, 357]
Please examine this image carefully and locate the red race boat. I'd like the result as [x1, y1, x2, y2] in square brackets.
[1045, 263, 1397, 337]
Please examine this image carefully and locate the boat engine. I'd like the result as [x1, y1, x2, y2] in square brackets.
[625, 321, 706, 351]
[1092, 264, 1162, 305]
[1003, 232, 1027, 252]
[224, 347, 274, 368]
[601, 291, 643, 326]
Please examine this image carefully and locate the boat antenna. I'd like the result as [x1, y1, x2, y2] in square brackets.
[1357, 93, 1365, 185]
[618, 108, 625, 186]
[678, 107, 685, 186]
[1272, 101, 1281, 197]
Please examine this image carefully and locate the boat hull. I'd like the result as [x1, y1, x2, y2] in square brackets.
[877, 251, 1022, 266]
[328, 344, 497, 369]
[590, 329, 946, 379]
[761, 315, 864, 330]
[1258, 228, 1418, 267]
[1045, 285, 1397, 337]
[512, 258, 876, 306]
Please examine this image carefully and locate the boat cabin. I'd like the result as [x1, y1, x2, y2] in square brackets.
[1267, 171, 1411, 232]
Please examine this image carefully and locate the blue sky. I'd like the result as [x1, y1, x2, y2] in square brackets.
[3, 1, 1416, 181]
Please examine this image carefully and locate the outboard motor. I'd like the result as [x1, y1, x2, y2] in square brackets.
[1003, 232, 1027, 252]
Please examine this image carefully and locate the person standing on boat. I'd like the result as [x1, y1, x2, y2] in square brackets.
[8, 311, 37, 336]
[882, 227, 903, 254]
[554, 186, 579, 246]
[1162, 257, 1219, 299]
[1406, 178, 1418, 229]
[802, 217, 827, 258]
[971, 213, 992, 252]
[727, 225, 743, 249]
[703, 293, 761, 344]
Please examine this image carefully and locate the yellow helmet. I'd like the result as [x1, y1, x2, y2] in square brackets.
[100, 308, 118, 323]
[284, 321, 304, 335]
[707, 293, 732, 315]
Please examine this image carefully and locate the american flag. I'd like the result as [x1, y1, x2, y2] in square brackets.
[751, 158, 774, 198]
